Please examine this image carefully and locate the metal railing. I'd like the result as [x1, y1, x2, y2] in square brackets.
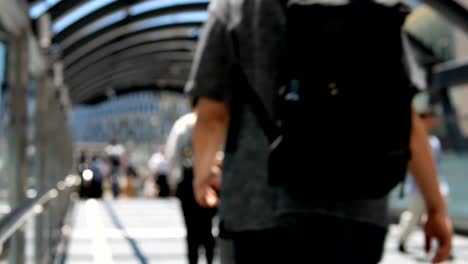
[0, 175, 80, 263]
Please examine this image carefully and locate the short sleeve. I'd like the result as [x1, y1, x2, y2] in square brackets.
[185, 15, 232, 106]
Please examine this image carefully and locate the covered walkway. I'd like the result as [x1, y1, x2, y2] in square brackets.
[0, 0, 467, 263]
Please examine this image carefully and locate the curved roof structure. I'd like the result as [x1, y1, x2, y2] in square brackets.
[25, 0, 468, 105]
[28, 0, 209, 104]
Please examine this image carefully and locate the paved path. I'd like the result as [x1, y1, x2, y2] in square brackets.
[65, 199, 468, 264]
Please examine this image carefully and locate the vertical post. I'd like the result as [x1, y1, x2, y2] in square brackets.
[34, 74, 49, 264]
[58, 102, 68, 236]
[44, 78, 55, 263]
[49, 98, 58, 254]
[32, 11, 53, 263]
[47, 85, 63, 259]
[6, 29, 29, 264]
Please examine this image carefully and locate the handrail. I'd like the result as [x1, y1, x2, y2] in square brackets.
[0, 175, 80, 253]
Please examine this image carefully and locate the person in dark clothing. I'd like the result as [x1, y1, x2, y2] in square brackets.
[88, 155, 103, 198]
[77, 149, 89, 198]
[123, 164, 138, 197]
[156, 172, 170, 197]
[148, 146, 171, 198]
[105, 138, 125, 198]
[177, 167, 217, 264]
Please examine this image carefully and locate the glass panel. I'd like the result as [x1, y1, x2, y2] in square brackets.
[61, 10, 128, 50]
[129, 0, 210, 16]
[53, 0, 118, 34]
[52, 0, 208, 34]
[128, 11, 208, 33]
[0, 41, 9, 217]
[62, 10, 207, 56]
[29, 0, 63, 19]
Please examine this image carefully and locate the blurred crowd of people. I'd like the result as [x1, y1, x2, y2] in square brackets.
[76, 138, 174, 200]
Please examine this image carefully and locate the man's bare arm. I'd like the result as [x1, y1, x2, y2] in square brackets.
[408, 108, 452, 263]
[408, 108, 445, 212]
[193, 98, 229, 207]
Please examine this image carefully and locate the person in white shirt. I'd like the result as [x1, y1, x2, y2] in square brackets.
[148, 145, 170, 197]
[165, 112, 218, 264]
[105, 138, 126, 158]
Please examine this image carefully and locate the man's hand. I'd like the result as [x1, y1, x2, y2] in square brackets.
[194, 154, 223, 208]
[424, 209, 453, 263]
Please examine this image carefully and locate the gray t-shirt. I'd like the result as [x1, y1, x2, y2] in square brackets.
[186, 0, 409, 232]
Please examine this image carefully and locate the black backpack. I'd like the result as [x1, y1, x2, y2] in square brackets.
[229, 1, 416, 201]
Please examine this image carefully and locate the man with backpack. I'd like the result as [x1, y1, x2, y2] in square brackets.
[187, 0, 453, 263]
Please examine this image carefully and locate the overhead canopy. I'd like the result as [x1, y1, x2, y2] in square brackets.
[28, 0, 209, 104]
[27, 0, 468, 105]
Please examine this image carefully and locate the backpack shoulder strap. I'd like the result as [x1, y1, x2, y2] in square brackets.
[225, 30, 282, 151]
[238, 67, 282, 145]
